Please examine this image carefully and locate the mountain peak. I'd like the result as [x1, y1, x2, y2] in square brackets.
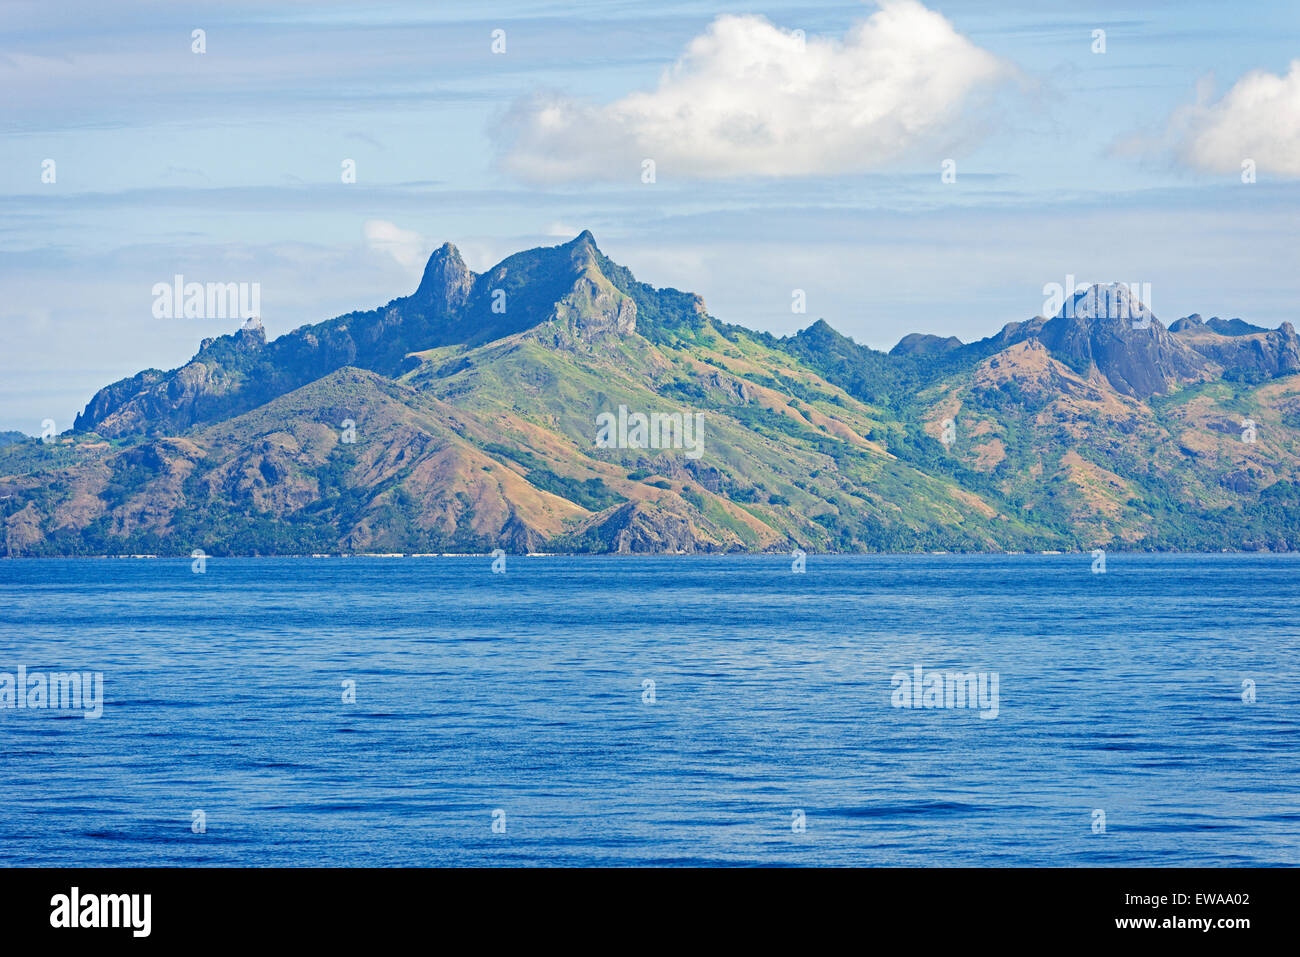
[803, 318, 837, 337]
[1168, 314, 1205, 332]
[561, 229, 602, 258]
[1057, 282, 1154, 326]
[414, 241, 473, 312]
[891, 332, 963, 356]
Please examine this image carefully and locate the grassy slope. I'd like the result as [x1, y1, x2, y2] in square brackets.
[5, 242, 1300, 554]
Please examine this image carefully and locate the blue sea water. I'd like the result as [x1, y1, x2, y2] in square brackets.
[0, 553, 1297, 867]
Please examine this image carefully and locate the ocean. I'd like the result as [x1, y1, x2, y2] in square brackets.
[1, 553, 1297, 866]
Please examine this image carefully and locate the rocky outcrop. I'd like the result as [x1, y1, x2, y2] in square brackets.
[73, 232, 641, 439]
[1170, 318, 1300, 380]
[535, 256, 638, 350]
[984, 284, 1209, 398]
[73, 368, 167, 434]
[1221, 466, 1269, 494]
[1036, 312, 1207, 398]
[412, 242, 474, 313]
[75, 323, 269, 438]
[1169, 314, 1269, 336]
[704, 369, 751, 404]
[575, 501, 728, 554]
[961, 291, 1299, 397]
[559, 276, 637, 339]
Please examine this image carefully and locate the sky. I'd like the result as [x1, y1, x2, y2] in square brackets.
[2, 0, 1298, 432]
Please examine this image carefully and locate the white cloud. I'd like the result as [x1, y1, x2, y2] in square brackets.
[544, 221, 583, 238]
[494, 0, 1013, 182]
[1167, 61, 1300, 176]
[363, 219, 430, 274]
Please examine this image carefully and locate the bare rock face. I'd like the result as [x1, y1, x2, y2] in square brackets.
[1170, 315, 1269, 336]
[992, 284, 1209, 398]
[1038, 312, 1208, 398]
[72, 231, 655, 442]
[2, 503, 45, 554]
[1221, 466, 1269, 494]
[980, 290, 1298, 397]
[1171, 318, 1300, 380]
[76, 319, 270, 438]
[545, 274, 638, 346]
[526, 238, 638, 351]
[578, 501, 719, 554]
[413, 243, 474, 313]
[704, 370, 750, 404]
[573, 277, 638, 337]
[500, 512, 546, 553]
[73, 368, 166, 433]
[78, 361, 236, 438]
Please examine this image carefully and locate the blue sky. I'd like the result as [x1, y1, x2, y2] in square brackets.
[2, 0, 1298, 431]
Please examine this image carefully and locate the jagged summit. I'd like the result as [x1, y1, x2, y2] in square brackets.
[413, 242, 473, 311]
[67, 234, 1300, 441]
[16, 232, 1300, 557]
[72, 231, 655, 437]
[1056, 283, 1155, 326]
[412, 231, 601, 315]
[1010, 283, 1207, 397]
[1169, 314, 1271, 336]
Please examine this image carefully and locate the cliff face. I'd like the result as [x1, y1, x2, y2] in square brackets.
[959, 284, 1300, 399]
[7, 237, 1300, 555]
[1169, 316, 1300, 380]
[570, 501, 736, 554]
[1036, 310, 1210, 398]
[980, 284, 1210, 398]
[412, 242, 474, 314]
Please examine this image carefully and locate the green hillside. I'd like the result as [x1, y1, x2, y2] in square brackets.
[3, 232, 1299, 555]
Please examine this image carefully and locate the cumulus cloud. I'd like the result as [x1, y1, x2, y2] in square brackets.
[493, 0, 1014, 181]
[363, 219, 430, 274]
[1166, 61, 1300, 176]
